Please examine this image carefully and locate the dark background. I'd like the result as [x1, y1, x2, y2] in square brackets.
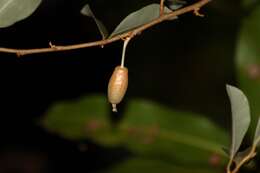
[0, 0, 244, 172]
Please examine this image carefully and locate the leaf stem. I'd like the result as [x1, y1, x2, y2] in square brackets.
[0, 0, 210, 57]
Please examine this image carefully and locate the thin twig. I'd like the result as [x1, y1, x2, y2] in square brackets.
[226, 159, 233, 173]
[232, 150, 256, 173]
[0, 0, 210, 57]
[227, 141, 259, 173]
[160, 0, 165, 16]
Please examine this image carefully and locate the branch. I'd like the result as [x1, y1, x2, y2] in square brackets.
[0, 0, 210, 57]
[227, 140, 259, 173]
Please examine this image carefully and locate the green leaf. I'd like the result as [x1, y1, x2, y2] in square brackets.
[100, 158, 221, 173]
[42, 94, 110, 140]
[0, 0, 41, 28]
[167, 0, 186, 10]
[43, 95, 228, 167]
[81, 4, 108, 39]
[117, 99, 228, 166]
[236, 5, 260, 137]
[226, 85, 251, 159]
[109, 4, 175, 38]
[254, 117, 260, 146]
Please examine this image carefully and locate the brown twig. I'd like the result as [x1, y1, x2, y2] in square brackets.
[0, 0, 210, 57]
[227, 140, 259, 173]
[160, 0, 165, 16]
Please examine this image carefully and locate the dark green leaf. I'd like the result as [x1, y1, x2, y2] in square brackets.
[43, 95, 228, 166]
[226, 85, 251, 159]
[236, 5, 260, 137]
[81, 4, 108, 39]
[241, 0, 258, 9]
[42, 95, 110, 140]
[0, 0, 41, 28]
[100, 158, 221, 173]
[116, 99, 228, 166]
[254, 117, 260, 146]
[109, 4, 175, 38]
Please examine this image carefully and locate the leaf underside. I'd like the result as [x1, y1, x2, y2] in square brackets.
[81, 4, 108, 39]
[226, 85, 251, 159]
[109, 3, 176, 38]
[0, 0, 41, 28]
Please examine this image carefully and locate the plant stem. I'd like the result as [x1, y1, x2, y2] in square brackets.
[226, 159, 233, 173]
[0, 0, 210, 57]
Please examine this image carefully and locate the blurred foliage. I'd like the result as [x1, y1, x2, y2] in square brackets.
[43, 94, 228, 172]
[100, 158, 221, 173]
[236, 3, 260, 137]
[241, 0, 258, 10]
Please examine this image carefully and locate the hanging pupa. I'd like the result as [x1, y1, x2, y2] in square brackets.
[107, 66, 128, 112]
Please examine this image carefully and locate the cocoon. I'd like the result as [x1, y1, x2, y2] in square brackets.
[107, 66, 128, 112]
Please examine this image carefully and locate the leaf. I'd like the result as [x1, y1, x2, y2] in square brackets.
[42, 94, 110, 140]
[166, 0, 186, 10]
[109, 4, 176, 38]
[116, 99, 228, 166]
[0, 0, 41, 28]
[81, 4, 108, 39]
[236, 4, 260, 137]
[254, 117, 260, 146]
[226, 85, 251, 159]
[43, 94, 228, 167]
[101, 158, 221, 173]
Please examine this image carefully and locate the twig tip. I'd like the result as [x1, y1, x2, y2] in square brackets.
[194, 8, 205, 17]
